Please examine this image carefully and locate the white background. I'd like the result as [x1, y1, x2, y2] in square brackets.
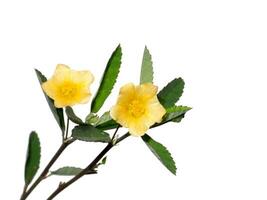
[0, 0, 267, 199]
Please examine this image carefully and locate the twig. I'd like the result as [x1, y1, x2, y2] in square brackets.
[20, 138, 75, 200]
[47, 132, 130, 200]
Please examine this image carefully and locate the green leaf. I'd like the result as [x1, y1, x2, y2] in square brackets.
[94, 111, 112, 126]
[94, 111, 118, 130]
[142, 134, 176, 175]
[153, 105, 191, 127]
[85, 113, 99, 125]
[164, 106, 191, 122]
[65, 106, 84, 125]
[101, 156, 107, 165]
[35, 69, 65, 133]
[91, 45, 122, 113]
[96, 156, 107, 168]
[140, 46, 153, 84]
[72, 125, 111, 143]
[96, 120, 118, 131]
[157, 78, 185, 108]
[51, 167, 96, 176]
[24, 131, 41, 184]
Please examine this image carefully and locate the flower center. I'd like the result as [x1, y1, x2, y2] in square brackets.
[59, 83, 77, 98]
[128, 100, 145, 118]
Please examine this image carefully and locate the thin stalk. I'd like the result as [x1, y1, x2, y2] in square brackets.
[61, 130, 65, 143]
[47, 132, 130, 200]
[20, 138, 75, 200]
[111, 125, 120, 141]
[20, 184, 28, 200]
[65, 118, 70, 140]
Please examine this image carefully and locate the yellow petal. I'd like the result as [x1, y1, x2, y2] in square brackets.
[116, 83, 136, 106]
[71, 70, 94, 85]
[110, 82, 166, 136]
[53, 64, 71, 83]
[136, 83, 158, 99]
[128, 120, 149, 136]
[41, 64, 94, 108]
[110, 104, 130, 127]
[119, 83, 135, 95]
[42, 79, 58, 100]
[54, 99, 70, 108]
[77, 91, 91, 104]
[146, 96, 166, 123]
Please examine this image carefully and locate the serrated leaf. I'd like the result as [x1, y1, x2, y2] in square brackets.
[24, 131, 41, 184]
[142, 134, 176, 175]
[152, 105, 191, 127]
[165, 105, 191, 113]
[51, 167, 96, 176]
[65, 106, 84, 125]
[35, 69, 65, 133]
[91, 45, 122, 113]
[157, 78, 185, 108]
[164, 106, 192, 122]
[72, 125, 111, 143]
[94, 111, 118, 131]
[140, 46, 153, 84]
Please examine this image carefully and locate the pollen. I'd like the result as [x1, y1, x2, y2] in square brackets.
[59, 83, 77, 98]
[128, 100, 146, 118]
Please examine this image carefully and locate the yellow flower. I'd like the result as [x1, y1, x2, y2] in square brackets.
[42, 64, 94, 108]
[110, 83, 166, 136]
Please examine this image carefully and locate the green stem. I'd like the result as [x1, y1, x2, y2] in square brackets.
[47, 132, 130, 200]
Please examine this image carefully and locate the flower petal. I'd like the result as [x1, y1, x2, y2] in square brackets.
[146, 96, 166, 123]
[110, 104, 130, 127]
[119, 83, 135, 95]
[53, 64, 71, 82]
[42, 79, 58, 100]
[71, 70, 94, 85]
[136, 83, 158, 100]
[116, 83, 136, 106]
[128, 121, 149, 136]
[41, 64, 94, 107]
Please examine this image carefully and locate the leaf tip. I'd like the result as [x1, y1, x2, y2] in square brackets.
[116, 44, 122, 52]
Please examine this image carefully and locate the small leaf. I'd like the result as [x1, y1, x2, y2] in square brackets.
[91, 45, 122, 113]
[72, 125, 111, 143]
[65, 106, 84, 125]
[142, 134, 176, 175]
[164, 106, 192, 122]
[35, 69, 65, 133]
[85, 113, 99, 125]
[51, 167, 96, 176]
[153, 105, 191, 127]
[94, 111, 118, 131]
[101, 157, 107, 165]
[94, 111, 112, 126]
[24, 131, 41, 184]
[157, 78, 185, 108]
[96, 156, 108, 168]
[165, 105, 191, 113]
[140, 46, 153, 84]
